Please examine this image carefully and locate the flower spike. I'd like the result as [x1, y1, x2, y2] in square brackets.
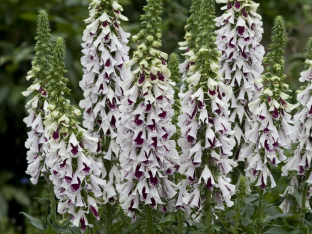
[215, 0, 265, 163]
[246, 16, 293, 190]
[177, 0, 236, 212]
[79, 0, 131, 205]
[43, 38, 106, 232]
[116, 0, 180, 220]
[23, 10, 52, 185]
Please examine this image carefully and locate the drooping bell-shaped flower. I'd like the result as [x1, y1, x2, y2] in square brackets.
[215, 0, 265, 161]
[177, 0, 236, 212]
[116, 0, 180, 220]
[281, 38, 312, 213]
[43, 38, 106, 232]
[79, 0, 131, 205]
[245, 16, 293, 190]
[23, 10, 52, 185]
[178, 0, 201, 92]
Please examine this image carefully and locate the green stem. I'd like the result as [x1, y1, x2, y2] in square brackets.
[257, 189, 264, 234]
[301, 183, 308, 228]
[146, 205, 153, 234]
[49, 182, 57, 223]
[233, 202, 240, 234]
[177, 209, 183, 234]
[104, 203, 112, 234]
[205, 189, 212, 234]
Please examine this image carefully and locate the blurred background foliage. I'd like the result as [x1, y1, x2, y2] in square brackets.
[0, 0, 311, 233]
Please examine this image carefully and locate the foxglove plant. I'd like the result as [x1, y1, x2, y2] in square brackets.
[246, 16, 292, 234]
[23, 10, 51, 185]
[178, 0, 200, 92]
[79, 0, 130, 201]
[281, 38, 312, 217]
[43, 38, 106, 232]
[79, 1, 131, 229]
[116, 0, 180, 229]
[177, 0, 236, 229]
[215, 0, 265, 163]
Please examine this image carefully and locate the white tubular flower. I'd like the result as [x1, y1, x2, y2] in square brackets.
[177, 0, 236, 211]
[116, 0, 179, 221]
[215, 0, 265, 160]
[79, 0, 131, 204]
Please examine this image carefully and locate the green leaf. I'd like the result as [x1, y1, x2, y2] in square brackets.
[294, 189, 302, 209]
[46, 222, 59, 234]
[69, 226, 83, 234]
[264, 213, 292, 222]
[13, 189, 31, 206]
[20, 212, 44, 230]
[0, 86, 10, 105]
[263, 227, 287, 234]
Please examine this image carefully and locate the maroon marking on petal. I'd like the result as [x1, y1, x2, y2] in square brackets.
[108, 98, 116, 110]
[65, 176, 72, 184]
[71, 177, 81, 191]
[157, 72, 165, 82]
[198, 101, 205, 110]
[99, 83, 104, 92]
[227, 1, 232, 10]
[90, 55, 94, 61]
[53, 128, 60, 140]
[128, 99, 133, 106]
[158, 109, 167, 118]
[259, 115, 265, 120]
[139, 72, 146, 84]
[148, 171, 159, 186]
[165, 168, 172, 175]
[80, 217, 86, 232]
[215, 109, 221, 115]
[244, 37, 250, 42]
[86, 108, 92, 115]
[162, 127, 169, 140]
[151, 198, 156, 207]
[205, 178, 213, 191]
[39, 86, 47, 97]
[157, 95, 164, 101]
[129, 200, 135, 212]
[272, 108, 279, 119]
[90, 32, 95, 36]
[300, 166, 304, 174]
[91, 205, 99, 219]
[241, 7, 248, 18]
[259, 176, 265, 190]
[188, 171, 196, 182]
[234, 0, 241, 9]
[187, 135, 195, 144]
[102, 21, 108, 27]
[53, 170, 59, 176]
[110, 115, 116, 128]
[280, 98, 287, 107]
[150, 73, 157, 81]
[242, 51, 247, 59]
[209, 89, 216, 96]
[229, 38, 235, 49]
[60, 159, 68, 168]
[145, 103, 152, 112]
[97, 141, 101, 152]
[147, 119, 156, 131]
[105, 59, 111, 67]
[238, 26, 245, 35]
[134, 114, 143, 126]
[114, 10, 120, 14]
[134, 132, 144, 146]
[142, 187, 147, 200]
[83, 163, 91, 174]
[263, 128, 270, 134]
[71, 144, 79, 155]
[151, 137, 157, 149]
[208, 138, 216, 148]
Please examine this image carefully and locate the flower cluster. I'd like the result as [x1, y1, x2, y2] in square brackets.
[116, 0, 180, 220]
[215, 0, 265, 161]
[281, 40, 312, 212]
[43, 38, 106, 232]
[79, 0, 131, 204]
[177, 0, 236, 211]
[245, 16, 293, 189]
[178, 0, 201, 92]
[23, 10, 51, 185]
